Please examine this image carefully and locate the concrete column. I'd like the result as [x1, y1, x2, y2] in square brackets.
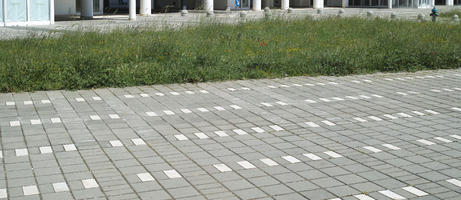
[50, 0, 55, 24]
[388, 0, 392, 8]
[342, 0, 348, 7]
[313, 0, 324, 8]
[253, 0, 262, 11]
[281, 0, 289, 10]
[140, 0, 151, 16]
[205, 0, 213, 12]
[129, 0, 136, 20]
[80, 0, 94, 19]
[447, 0, 454, 5]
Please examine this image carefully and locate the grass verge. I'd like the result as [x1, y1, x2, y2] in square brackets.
[1, 17, 460, 92]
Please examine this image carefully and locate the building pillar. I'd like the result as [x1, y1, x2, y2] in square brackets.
[205, 0, 213, 12]
[129, 0, 136, 20]
[80, 0, 93, 19]
[388, 0, 392, 8]
[253, 0, 262, 10]
[447, 0, 454, 5]
[50, 0, 55, 24]
[140, 0, 151, 16]
[281, 0, 289, 10]
[313, 0, 324, 8]
[342, 0, 348, 7]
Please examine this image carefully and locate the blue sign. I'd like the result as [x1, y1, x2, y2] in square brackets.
[235, 0, 240, 7]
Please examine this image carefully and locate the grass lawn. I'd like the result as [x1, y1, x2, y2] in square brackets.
[0, 17, 460, 92]
[439, 9, 461, 18]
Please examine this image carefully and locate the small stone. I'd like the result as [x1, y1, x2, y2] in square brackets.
[417, 13, 424, 21]
[367, 11, 374, 17]
[391, 12, 397, 19]
[181, 10, 188, 16]
[453, 14, 459, 22]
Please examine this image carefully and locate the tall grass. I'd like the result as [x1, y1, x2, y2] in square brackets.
[0, 17, 460, 92]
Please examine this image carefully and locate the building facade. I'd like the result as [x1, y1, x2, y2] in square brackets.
[1, 0, 460, 26]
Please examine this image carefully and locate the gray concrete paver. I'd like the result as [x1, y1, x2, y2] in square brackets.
[1, 69, 461, 199]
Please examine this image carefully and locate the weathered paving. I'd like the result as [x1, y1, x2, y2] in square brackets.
[0, 69, 460, 199]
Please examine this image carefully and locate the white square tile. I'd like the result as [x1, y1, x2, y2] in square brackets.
[6, 101, 15, 106]
[146, 112, 157, 116]
[24, 101, 33, 105]
[324, 151, 342, 158]
[22, 185, 39, 195]
[163, 110, 175, 115]
[41, 100, 51, 104]
[53, 182, 69, 192]
[110, 140, 123, 147]
[233, 129, 247, 135]
[63, 144, 77, 151]
[282, 156, 301, 163]
[170, 92, 180, 95]
[0, 188, 6, 198]
[260, 158, 278, 166]
[30, 119, 42, 125]
[185, 91, 195, 94]
[197, 108, 209, 112]
[82, 179, 99, 189]
[10, 121, 20, 127]
[155, 93, 165, 96]
[132, 138, 146, 145]
[51, 118, 62, 123]
[137, 173, 155, 182]
[214, 106, 225, 111]
[175, 134, 188, 141]
[402, 186, 427, 196]
[303, 153, 322, 160]
[75, 98, 85, 102]
[200, 90, 209, 94]
[251, 127, 265, 133]
[92, 96, 102, 101]
[140, 93, 149, 97]
[0, 151, 2, 159]
[214, 131, 228, 137]
[90, 115, 101, 120]
[194, 132, 209, 139]
[15, 148, 28, 157]
[237, 161, 256, 169]
[270, 125, 284, 131]
[213, 164, 232, 172]
[124, 95, 134, 98]
[180, 109, 192, 114]
[229, 105, 242, 109]
[163, 170, 182, 178]
[109, 114, 120, 119]
[39, 146, 53, 154]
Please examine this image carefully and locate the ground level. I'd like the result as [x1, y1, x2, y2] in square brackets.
[0, 69, 460, 199]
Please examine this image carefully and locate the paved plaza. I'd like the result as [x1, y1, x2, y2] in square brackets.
[0, 69, 460, 199]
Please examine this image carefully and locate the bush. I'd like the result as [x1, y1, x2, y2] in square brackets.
[0, 17, 460, 92]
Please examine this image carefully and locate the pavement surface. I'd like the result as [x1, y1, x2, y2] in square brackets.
[0, 69, 461, 200]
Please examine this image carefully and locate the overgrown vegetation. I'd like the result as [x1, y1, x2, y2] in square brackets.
[0, 17, 460, 92]
[439, 9, 461, 18]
